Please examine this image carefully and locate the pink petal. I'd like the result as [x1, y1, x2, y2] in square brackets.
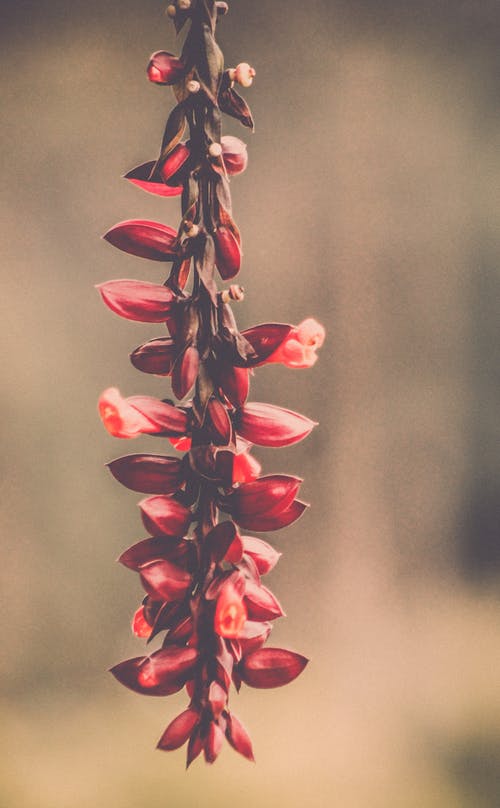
[97, 280, 175, 323]
[204, 722, 225, 764]
[241, 536, 281, 575]
[127, 396, 189, 435]
[103, 220, 178, 262]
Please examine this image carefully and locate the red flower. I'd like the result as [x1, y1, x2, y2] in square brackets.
[98, 388, 188, 438]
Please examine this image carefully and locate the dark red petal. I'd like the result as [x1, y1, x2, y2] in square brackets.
[186, 727, 204, 769]
[219, 364, 249, 408]
[241, 536, 281, 575]
[97, 280, 175, 323]
[235, 500, 309, 532]
[224, 475, 302, 519]
[239, 647, 308, 689]
[204, 722, 225, 764]
[127, 396, 188, 435]
[235, 402, 317, 448]
[241, 323, 293, 366]
[140, 559, 192, 601]
[163, 615, 194, 646]
[103, 220, 178, 262]
[124, 161, 183, 197]
[107, 454, 182, 494]
[140, 496, 191, 538]
[172, 346, 199, 400]
[147, 51, 185, 85]
[157, 709, 200, 751]
[207, 398, 232, 444]
[225, 713, 255, 762]
[244, 581, 285, 621]
[214, 227, 242, 280]
[206, 521, 240, 563]
[130, 338, 177, 375]
[118, 537, 193, 571]
[159, 143, 191, 181]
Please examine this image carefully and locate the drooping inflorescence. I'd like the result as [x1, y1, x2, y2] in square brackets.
[97, 0, 324, 767]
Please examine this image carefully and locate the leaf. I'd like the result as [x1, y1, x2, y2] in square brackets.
[219, 82, 254, 130]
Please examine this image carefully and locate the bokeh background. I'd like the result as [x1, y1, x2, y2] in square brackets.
[1, 1, 499, 805]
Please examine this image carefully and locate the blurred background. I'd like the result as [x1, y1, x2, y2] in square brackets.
[1, 0, 499, 805]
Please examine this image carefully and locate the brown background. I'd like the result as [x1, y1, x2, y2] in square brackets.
[1, 1, 499, 805]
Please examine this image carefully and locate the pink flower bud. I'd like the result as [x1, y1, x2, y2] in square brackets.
[221, 135, 248, 176]
[147, 51, 185, 86]
[233, 63, 256, 88]
[268, 318, 325, 368]
[214, 582, 248, 639]
[132, 606, 152, 639]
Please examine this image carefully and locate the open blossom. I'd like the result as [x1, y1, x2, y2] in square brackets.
[100, 0, 322, 768]
[267, 318, 325, 368]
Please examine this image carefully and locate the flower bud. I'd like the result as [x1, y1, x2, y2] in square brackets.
[166, 4, 177, 18]
[221, 135, 248, 176]
[208, 142, 223, 158]
[177, 0, 191, 9]
[147, 51, 185, 86]
[231, 63, 256, 88]
[183, 222, 200, 238]
[186, 80, 201, 94]
[214, 581, 248, 639]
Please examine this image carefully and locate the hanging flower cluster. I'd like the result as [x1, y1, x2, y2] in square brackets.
[98, 0, 324, 767]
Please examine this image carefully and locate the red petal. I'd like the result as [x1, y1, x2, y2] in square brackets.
[110, 646, 197, 696]
[118, 537, 193, 571]
[157, 709, 199, 751]
[214, 227, 242, 280]
[172, 346, 199, 400]
[207, 398, 232, 444]
[103, 220, 178, 262]
[241, 323, 293, 366]
[236, 402, 317, 447]
[224, 475, 302, 519]
[225, 713, 255, 761]
[239, 647, 308, 689]
[241, 536, 281, 575]
[140, 496, 191, 538]
[97, 280, 174, 323]
[214, 582, 248, 638]
[130, 338, 177, 375]
[235, 499, 309, 532]
[244, 580, 285, 621]
[218, 364, 249, 408]
[107, 454, 182, 494]
[140, 559, 192, 601]
[127, 396, 188, 435]
[206, 521, 240, 563]
[124, 161, 183, 197]
[186, 727, 204, 768]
